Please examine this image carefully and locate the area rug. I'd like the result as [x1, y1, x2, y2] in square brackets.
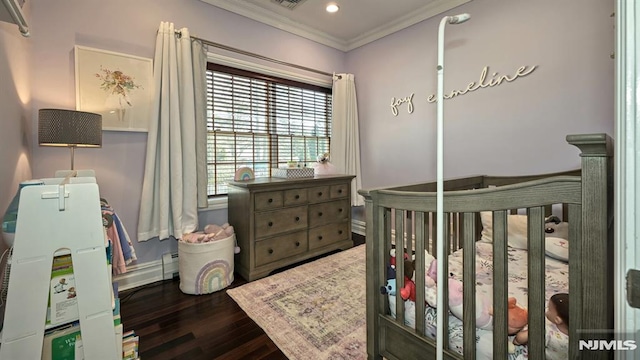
[227, 245, 366, 360]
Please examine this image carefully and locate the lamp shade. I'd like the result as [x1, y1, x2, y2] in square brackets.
[38, 108, 102, 147]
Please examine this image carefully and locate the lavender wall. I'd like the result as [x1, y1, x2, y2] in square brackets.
[0, 3, 33, 252]
[3, 0, 615, 266]
[346, 0, 615, 189]
[28, 0, 345, 263]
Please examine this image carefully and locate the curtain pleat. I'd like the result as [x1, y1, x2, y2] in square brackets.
[192, 40, 209, 208]
[137, 22, 206, 241]
[332, 74, 364, 206]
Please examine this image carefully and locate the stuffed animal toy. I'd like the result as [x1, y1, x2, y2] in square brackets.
[426, 259, 493, 330]
[506, 297, 528, 335]
[399, 259, 417, 302]
[487, 296, 528, 336]
[181, 223, 241, 254]
[380, 279, 397, 296]
[389, 249, 409, 268]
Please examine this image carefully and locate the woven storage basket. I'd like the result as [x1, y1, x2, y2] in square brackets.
[178, 234, 235, 295]
[272, 167, 315, 178]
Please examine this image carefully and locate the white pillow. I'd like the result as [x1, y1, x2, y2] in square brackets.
[479, 212, 569, 250]
[545, 237, 569, 262]
[480, 212, 529, 249]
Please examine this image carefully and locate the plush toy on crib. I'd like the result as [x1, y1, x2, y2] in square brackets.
[513, 293, 569, 359]
[399, 259, 416, 302]
[426, 259, 493, 330]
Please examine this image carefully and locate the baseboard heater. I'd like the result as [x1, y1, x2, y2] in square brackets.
[162, 252, 179, 280]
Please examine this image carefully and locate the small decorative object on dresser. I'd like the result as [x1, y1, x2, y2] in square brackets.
[234, 167, 255, 181]
[227, 174, 355, 281]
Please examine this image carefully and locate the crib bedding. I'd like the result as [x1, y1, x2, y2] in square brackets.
[389, 242, 569, 360]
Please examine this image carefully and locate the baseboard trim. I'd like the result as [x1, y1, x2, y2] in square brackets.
[113, 259, 164, 292]
[352, 219, 366, 236]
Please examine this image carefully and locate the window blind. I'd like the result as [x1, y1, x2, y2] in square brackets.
[206, 63, 332, 196]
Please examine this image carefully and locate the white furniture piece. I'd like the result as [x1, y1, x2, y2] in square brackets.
[0, 173, 118, 359]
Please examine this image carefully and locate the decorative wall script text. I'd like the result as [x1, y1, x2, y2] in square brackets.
[389, 65, 538, 116]
[426, 65, 537, 103]
[390, 93, 414, 116]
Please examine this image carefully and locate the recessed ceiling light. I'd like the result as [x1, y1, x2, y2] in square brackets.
[326, 3, 339, 13]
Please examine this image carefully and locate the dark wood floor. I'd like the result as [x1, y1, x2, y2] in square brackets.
[119, 233, 365, 360]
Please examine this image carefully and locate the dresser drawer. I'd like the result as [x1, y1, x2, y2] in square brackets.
[308, 221, 349, 250]
[308, 199, 350, 227]
[255, 191, 283, 211]
[330, 184, 349, 199]
[254, 231, 308, 267]
[308, 185, 330, 203]
[284, 189, 308, 206]
[255, 205, 308, 238]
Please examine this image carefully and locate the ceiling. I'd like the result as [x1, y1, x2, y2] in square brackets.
[199, 0, 472, 52]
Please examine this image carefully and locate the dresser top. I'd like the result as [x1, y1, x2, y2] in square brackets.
[228, 174, 355, 189]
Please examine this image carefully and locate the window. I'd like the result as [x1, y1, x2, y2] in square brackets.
[206, 63, 332, 196]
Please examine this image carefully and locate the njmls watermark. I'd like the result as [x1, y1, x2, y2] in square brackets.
[579, 340, 637, 351]
[578, 330, 639, 352]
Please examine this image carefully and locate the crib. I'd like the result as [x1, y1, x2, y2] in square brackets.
[358, 133, 613, 360]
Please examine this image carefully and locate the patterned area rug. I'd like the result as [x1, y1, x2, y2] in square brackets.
[227, 245, 366, 360]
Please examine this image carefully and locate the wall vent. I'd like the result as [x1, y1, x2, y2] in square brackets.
[162, 252, 180, 280]
[270, 0, 308, 10]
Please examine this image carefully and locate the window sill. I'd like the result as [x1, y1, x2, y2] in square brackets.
[200, 196, 228, 212]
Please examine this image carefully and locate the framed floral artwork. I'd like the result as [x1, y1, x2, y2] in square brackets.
[75, 45, 153, 132]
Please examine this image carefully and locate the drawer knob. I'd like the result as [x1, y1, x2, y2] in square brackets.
[338, 230, 343, 235]
[318, 212, 323, 217]
[338, 208, 343, 213]
[318, 235, 323, 240]
[295, 241, 300, 247]
[295, 194, 300, 199]
[268, 221, 273, 227]
[268, 248, 274, 254]
[318, 191, 323, 197]
[338, 189, 343, 194]
[268, 198, 273, 203]
[295, 216, 300, 221]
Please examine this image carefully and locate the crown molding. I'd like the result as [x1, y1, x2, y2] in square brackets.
[346, 0, 472, 51]
[199, 0, 472, 52]
[200, 0, 349, 51]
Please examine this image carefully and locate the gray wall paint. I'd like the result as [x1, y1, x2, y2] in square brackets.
[347, 0, 614, 190]
[0, 2, 33, 252]
[26, 0, 345, 263]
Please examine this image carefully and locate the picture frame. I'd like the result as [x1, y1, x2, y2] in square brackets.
[75, 45, 153, 132]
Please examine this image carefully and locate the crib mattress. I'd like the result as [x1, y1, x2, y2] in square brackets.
[390, 242, 569, 360]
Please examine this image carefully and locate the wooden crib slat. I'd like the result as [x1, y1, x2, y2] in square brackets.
[395, 209, 405, 326]
[462, 212, 477, 359]
[415, 212, 426, 336]
[492, 210, 509, 359]
[441, 214, 450, 351]
[568, 203, 582, 359]
[527, 207, 546, 360]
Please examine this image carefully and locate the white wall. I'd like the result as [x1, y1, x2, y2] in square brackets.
[0, 2, 33, 251]
[347, 0, 615, 189]
[27, 0, 345, 263]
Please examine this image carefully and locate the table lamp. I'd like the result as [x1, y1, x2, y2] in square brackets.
[38, 108, 102, 170]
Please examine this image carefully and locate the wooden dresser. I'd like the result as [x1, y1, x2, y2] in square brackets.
[228, 174, 355, 281]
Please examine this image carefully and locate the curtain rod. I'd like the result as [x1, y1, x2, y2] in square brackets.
[180, 32, 340, 79]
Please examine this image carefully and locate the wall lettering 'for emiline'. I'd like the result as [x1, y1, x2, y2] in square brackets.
[389, 65, 537, 116]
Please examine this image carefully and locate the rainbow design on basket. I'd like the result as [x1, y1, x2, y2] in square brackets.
[234, 167, 255, 181]
[195, 259, 234, 294]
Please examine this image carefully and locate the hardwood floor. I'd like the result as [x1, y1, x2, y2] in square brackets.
[119, 233, 365, 360]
